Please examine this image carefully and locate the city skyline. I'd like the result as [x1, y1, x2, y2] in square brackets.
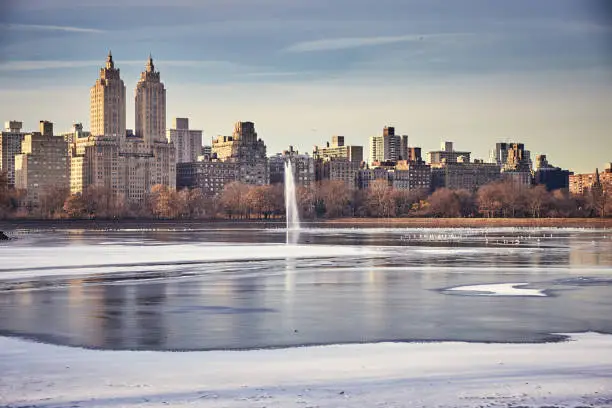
[1, 1, 611, 173]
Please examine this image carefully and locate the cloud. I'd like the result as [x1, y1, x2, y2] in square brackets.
[285, 33, 473, 52]
[0, 60, 101, 71]
[0, 59, 240, 72]
[1, 23, 103, 33]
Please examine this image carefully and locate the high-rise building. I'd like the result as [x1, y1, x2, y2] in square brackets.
[211, 121, 269, 185]
[368, 126, 408, 165]
[71, 54, 175, 203]
[167, 117, 202, 163]
[427, 141, 471, 167]
[0, 121, 25, 187]
[90, 51, 126, 138]
[60, 123, 91, 145]
[313, 136, 363, 164]
[135, 55, 166, 144]
[14, 121, 69, 208]
[493, 142, 532, 170]
[496, 142, 533, 185]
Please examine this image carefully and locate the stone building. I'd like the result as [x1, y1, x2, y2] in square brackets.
[533, 155, 572, 191]
[269, 147, 315, 186]
[90, 51, 126, 138]
[167, 117, 202, 163]
[0, 121, 25, 187]
[392, 161, 431, 191]
[427, 141, 471, 167]
[135, 55, 166, 145]
[70, 53, 175, 203]
[59, 123, 90, 145]
[14, 121, 69, 208]
[176, 158, 239, 197]
[357, 167, 390, 189]
[313, 136, 363, 164]
[431, 160, 501, 191]
[315, 158, 359, 190]
[211, 121, 268, 185]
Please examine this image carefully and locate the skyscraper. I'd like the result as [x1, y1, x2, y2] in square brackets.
[167, 117, 203, 163]
[0, 121, 25, 187]
[135, 55, 166, 144]
[90, 51, 126, 138]
[368, 126, 408, 165]
[71, 53, 175, 203]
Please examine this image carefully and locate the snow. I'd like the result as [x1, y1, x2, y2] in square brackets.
[446, 282, 548, 297]
[0, 243, 377, 281]
[1, 332, 611, 407]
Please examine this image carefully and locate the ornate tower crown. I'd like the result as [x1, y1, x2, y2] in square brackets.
[106, 50, 114, 69]
[146, 54, 154, 73]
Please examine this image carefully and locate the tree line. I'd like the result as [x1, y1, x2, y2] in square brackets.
[0, 171, 610, 220]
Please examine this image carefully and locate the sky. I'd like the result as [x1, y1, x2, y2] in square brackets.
[0, 0, 611, 173]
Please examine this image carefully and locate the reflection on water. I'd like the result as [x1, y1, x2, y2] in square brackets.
[0, 226, 611, 350]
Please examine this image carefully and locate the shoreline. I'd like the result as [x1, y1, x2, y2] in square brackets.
[1, 332, 611, 407]
[1, 217, 611, 231]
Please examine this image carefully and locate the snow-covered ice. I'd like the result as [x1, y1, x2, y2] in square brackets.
[446, 282, 548, 297]
[0, 243, 378, 281]
[1, 333, 611, 407]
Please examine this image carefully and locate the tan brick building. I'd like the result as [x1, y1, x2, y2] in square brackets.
[14, 121, 69, 208]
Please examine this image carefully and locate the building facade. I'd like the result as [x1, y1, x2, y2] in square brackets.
[357, 168, 390, 189]
[393, 161, 432, 191]
[14, 122, 69, 208]
[427, 141, 471, 167]
[167, 117, 202, 163]
[315, 158, 359, 190]
[135, 55, 166, 145]
[90, 51, 126, 139]
[368, 126, 408, 165]
[269, 147, 315, 186]
[313, 136, 363, 164]
[533, 155, 572, 191]
[569, 163, 612, 195]
[211, 121, 269, 185]
[177, 159, 239, 197]
[71, 54, 175, 202]
[0, 121, 25, 187]
[431, 161, 501, 191]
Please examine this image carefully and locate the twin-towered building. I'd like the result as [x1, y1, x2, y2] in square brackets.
[71, 52, 176, 203]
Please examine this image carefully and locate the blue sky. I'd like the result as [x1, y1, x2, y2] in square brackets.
[1, 0, 611, 173]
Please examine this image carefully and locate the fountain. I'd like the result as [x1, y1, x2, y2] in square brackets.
[284, 159, 301, 244]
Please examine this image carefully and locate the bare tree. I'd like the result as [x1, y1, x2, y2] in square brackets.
[427, 188, 461, 217]
[63, 194, 87, 218]
[366, 179, 395, 217]
[477, 182, 504, 218]
[39, 186, 70, 219]
[525, 185, 550, 218]
[219, 182, 251, 219]
[316, 180, 350, 218]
